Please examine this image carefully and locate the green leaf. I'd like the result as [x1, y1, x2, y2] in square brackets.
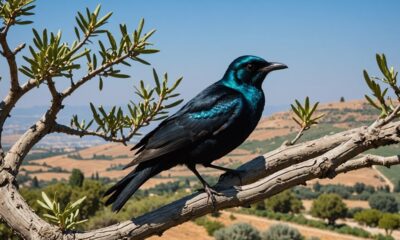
[16, 20, 33, 25]
[70, 196, 86, 209]
[96, 12, 112, 28]
[290, 104, 301, 119]
[365, 95, 380, 109]
[106, 31, 117, 51]
[99, 77, 103, 91]
[305, 97, 310, 113]
[164, 99, 183, 109]
[137, 18, 145, 38]
[37, 200, 52, 210]
[137, 49, 159, 54]
[19, 67, 34, 78]
[131, 56, 150, 65]
[90, 103, 102, 125]
[109, 73, 130, 78]
[41, 192, 53, 209]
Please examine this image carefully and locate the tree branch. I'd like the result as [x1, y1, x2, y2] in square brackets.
[0, 24, 21, 91]
[335, 154, 400, 174]
[67, 121, 400, 240]
[51, 123, 136, 145]
[0, 119, 398, 239]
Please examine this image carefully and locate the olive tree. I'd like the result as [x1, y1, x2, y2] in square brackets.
[1, 1, 400, 239]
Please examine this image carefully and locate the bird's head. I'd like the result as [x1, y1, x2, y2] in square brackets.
[223, 55, 287, 89]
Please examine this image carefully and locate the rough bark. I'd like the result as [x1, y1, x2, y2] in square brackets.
[0, 120, 398, 239]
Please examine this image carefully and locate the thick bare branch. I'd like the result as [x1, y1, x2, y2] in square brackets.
[2, 83, 64, 177]
[66, 120, 400, 240]
[0, 119, 398, 239]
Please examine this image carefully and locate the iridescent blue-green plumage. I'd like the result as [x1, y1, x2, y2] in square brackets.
[104, 55, 287, 212]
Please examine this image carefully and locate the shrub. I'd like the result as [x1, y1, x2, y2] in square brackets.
[369, 193, 398, 213]
[310, 193, 347, 225]
[336, 225, 370, 238]
[193, 217, 224, 236]
[293, 186, 319, 199]
[261, 224, 304, 240]
[347, 207, 365, 218]
[214, 222, 261, 240]
[320, 184, 351, 198]
[265, 190, 303, 214]
[354, 182, 366, 194]
[357, 191, 372, 200]
[373, 234, 395, 240]
[354, 209, 383, 227]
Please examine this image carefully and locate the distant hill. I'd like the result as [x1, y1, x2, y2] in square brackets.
[18, 99, 396, 189]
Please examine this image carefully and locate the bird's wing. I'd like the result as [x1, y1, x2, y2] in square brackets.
[125, 84, 242, 168]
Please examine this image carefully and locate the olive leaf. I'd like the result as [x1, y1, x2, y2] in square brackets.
[37, 192, 87, 231]
[291, 97, 324, 129]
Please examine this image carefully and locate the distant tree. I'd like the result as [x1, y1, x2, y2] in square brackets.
[340, 96, 345, 102]
[265, 190, 303, 213]
[354, 209, 383, 227]
[313, 182, 321, 192]
[95, 172, 99, 180]
[369, 193, 398, 213]
[184, 178, 190, 187]
[261, 224, 304, 240]
[354, 182, 366, 194]
[394, 180, 400, 193]
[214, 223, 261, 240]
[69, 169, 85, 187]
[378, 213, 400, 236]
[254, 200, 266, 210]
[31, 176, 39, 188]
[311, 193, 347, 225]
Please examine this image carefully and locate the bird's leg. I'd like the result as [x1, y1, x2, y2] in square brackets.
[204, 163, 244, 185]
[187, 164, 221, 208]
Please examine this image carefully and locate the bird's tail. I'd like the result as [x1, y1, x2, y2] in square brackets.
[104, 160, 164, 212]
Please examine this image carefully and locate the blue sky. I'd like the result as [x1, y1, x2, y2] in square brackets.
[1, 0, 400, 112]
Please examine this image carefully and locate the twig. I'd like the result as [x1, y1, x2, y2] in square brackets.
[0, 26, 20, 91]
[371, 104, 400, 129]
[52, 123, 136, 145]
[290, 126, 307, 145]
[335, 154, 400, 173]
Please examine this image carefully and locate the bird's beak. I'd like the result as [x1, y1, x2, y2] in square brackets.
[259, 62, 288, 72]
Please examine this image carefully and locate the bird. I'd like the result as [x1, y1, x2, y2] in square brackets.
[104, 55, 287, 212]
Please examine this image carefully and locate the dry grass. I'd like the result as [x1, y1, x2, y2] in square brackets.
[148, 221, 212, 240]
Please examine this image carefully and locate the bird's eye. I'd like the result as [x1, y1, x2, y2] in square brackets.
[246, 64, 255, 71]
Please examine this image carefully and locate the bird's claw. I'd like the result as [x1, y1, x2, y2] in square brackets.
[199, 185, 222, 210]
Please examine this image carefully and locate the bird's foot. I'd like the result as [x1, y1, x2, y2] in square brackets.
[219, 169, 245, 185]
[200, 185, 222, 210]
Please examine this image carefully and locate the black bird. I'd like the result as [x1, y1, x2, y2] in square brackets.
[104, 55, 287, 212]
